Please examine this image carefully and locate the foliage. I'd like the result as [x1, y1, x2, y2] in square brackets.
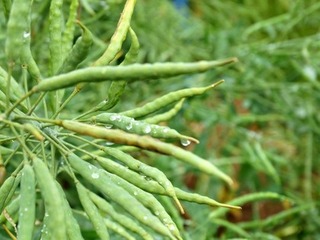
[1, 0, 320, 239]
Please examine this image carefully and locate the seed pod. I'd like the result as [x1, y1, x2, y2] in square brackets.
[121, 81, 223, 118]
[32, 158, 67, 239]
[102, 169, 182, 240]
[48, 0, 63, 74]
[17, 163, 36, 240]
[98, 27, 140, 111]
[93, 0, 137, 66]
[58, 21, 93, 74]
[55, 181, 85, 240]
[104, 218, 135, 240]
[32, 59, 236, 92]
[90, 192, 153, 240]
[76, 182, 110, 240]
[0, 195, 20, 224]
[144, 98, 185, 124]
[93, 112, 198, 143]
[5, 0, 31, 62]
[58, 120, 232, 186]
[67, 153, 176, 239]
[0, 173, 21, 214]
[61, 0, 79, 59]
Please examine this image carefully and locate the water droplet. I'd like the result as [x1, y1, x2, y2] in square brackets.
[105, 124, 113, 129]
[23, 31, 30, 38]
[168, 224, 176, 231]
[155, 211, 160, 216]
[180, 138, 191, 146]
[24, 208, 28, 212]
[105, 142, 114, 146]
[162, 127, 169, 133]
[110, 114, 120, 121]
[162, 218, 168, 223]
[133, 191, 138, 196]
[88, 165, 93, 169]
[143, 125, 152, 134]
[91, 173, 99, 179]
[143, 216, 148, 220]
[126, 121, 133, 130]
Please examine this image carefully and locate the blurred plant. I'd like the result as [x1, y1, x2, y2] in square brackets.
[0, 0, 242, 239]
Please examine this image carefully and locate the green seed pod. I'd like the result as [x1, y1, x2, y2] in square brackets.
[67, 153, 176, 239]
[5, 0, 31, 62]
[48, 0, 63, 75]
[0, 173, 21, 214]
[32, 158, 67, 239]
[121, 81, 224, 118]
[104, 218, 135, 240]
[58, 21, 93, 74]
[61, 0, 79, 59]
[32, 59, 236, 92]
[93, 0, 137, 66]
[76, 182, 110, 240]
[102, 169, 182, 240]
[93, 112, 198, 143]
[55, 181, 85, 240]
[90, 192, 153, 240]
[0, 195, 20, 224]
[97, 27, 140, 111]
[58, 120, 232, 185]
[144, 98, 185, 124]
[17, 163, 36, 240]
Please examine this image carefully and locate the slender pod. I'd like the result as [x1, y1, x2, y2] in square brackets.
[144, 99, 185, 124]
[32, 59, 236, 92]
[67, 153, 176, 239]
[89, 192, 153, 240]
[48, 0, 63, 74]
[98, 27, 140, 111]
[93, 0, 137, 66]
[55, 181, 85, 240]
[0, 195, 20, 224]
[93, 113, 198, 143]
[58, 121, 232, 185]
[61, 0, 80, 59]
[19, 0, 41, 82]
[17, 163, 36, 240]
[5, 0, 31, 62]
[104, 218, 135, 240]
[94, 154, 184, 213]
[102, 170, 182, 240]
[0, 66, 25, 101]
[76, 182, 110, 240]
[0, 173, 21, 213]
[32, 157, 67, 239]
[121, 80, 224, 118]
[58, 21, 93, 74]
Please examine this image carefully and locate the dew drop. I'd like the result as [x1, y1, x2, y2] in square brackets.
[126, 121, 133, 130]
[168, 224, 176, 231]
[143, 125, 152, 134]
[133, 191, 138, 196]
[143, 216, 148, 220]
[105, 124, 113, 129]
[155, 211, 160, 216]
[23, 31, 30, 38]
[180, 138, 191, 146]
[162, 127, 169, 133]
[105, 142, 114, 146]
[91, 173, 99, 179]
[110, 114, 119, 121]
[24, 207, 28, 212]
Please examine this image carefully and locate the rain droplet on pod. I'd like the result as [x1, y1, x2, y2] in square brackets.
[23, 31, 30, 38]
[143, 125, 152, 134]
[91, 173, 100, 179]
[180, 138, 191, 146]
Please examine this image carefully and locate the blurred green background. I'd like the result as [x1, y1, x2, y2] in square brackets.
[1, 0, 319, 239]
